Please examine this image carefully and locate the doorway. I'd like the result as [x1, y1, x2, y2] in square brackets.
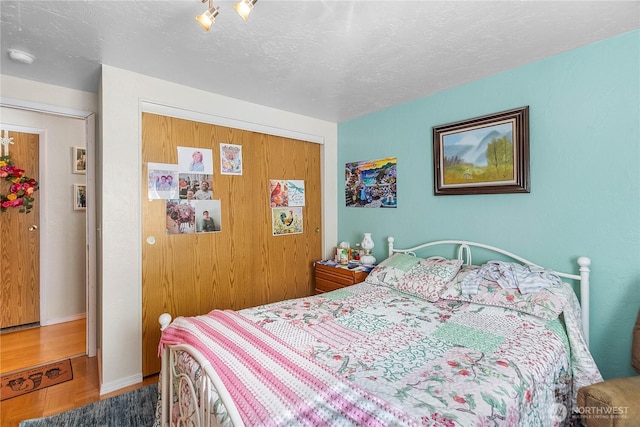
[0, 102, 96, 358]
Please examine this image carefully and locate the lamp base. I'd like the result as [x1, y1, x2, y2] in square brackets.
[360, 254, 376, 266]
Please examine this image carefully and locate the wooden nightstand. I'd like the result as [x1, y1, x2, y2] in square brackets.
[314, 261, 370, 294]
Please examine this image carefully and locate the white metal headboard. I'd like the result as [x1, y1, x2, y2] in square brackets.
[386, 237, 592, 346]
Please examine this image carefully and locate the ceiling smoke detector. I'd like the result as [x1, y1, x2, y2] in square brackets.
[8, 49, 35, 65]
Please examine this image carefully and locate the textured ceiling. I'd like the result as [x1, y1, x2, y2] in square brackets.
[1, 1, 638, 123]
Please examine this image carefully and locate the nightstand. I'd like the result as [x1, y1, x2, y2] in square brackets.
[314, 261, 370, 294]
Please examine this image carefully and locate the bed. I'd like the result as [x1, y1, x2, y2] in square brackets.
[155, 238, 603, 426]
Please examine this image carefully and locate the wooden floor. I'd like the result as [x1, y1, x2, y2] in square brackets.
[0, 319, 158, 427]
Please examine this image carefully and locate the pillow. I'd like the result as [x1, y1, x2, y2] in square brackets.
[365, 254, 462, 302]
[364, 253, 421, 287]
[439, 265, 566, 320]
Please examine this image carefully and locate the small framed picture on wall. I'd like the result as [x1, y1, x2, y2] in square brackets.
[74, 184, 87, 211]
[73, 146, 87, 174]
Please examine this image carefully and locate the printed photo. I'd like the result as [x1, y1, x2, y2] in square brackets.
[177, 146, 214, 175]
[73, 147, 86, 174]
[148, 162, 179, 200]
[178, 174, 213, 200]
[220, 143, 242, 175]
[74, 184, 87, 211]
[196, 199, 222, 233]
[166, 199, 196, 235]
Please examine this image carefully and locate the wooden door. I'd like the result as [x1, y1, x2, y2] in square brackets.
[0, 131, 40, 329]
[141, 114, 322, 376]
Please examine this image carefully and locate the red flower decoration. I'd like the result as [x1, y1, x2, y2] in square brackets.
[0, 155, 39, 214]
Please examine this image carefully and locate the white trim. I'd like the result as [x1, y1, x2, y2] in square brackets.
[140, 100, 325, 145]
[0, 123, 43, 134]
[100, 373, 144, 395]
[85, 113, 97, 357]
[0, 97, 93, 119]
[40, 312, 86, 327]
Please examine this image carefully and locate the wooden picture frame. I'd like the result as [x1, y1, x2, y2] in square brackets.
[73, 146, 86, 174]
[433, 106, 529, 195]
[74, 184, 86, 211]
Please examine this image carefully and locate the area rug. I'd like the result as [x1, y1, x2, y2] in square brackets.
[1, 359, 73, 401]
[19, 383, 159, 427]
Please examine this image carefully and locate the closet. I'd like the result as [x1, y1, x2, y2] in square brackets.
[141, 113, 322, 375]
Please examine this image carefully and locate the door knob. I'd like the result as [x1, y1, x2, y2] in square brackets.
[28, 224, 38, 231]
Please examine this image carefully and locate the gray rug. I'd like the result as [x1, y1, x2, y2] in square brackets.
[19, 383, 158, 427]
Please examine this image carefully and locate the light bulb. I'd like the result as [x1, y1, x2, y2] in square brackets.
[196, 6, 219, 31]
[234, 0, 256, 21]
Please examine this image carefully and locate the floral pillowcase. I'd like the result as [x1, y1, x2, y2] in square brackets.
[365, 253, 463, 302]
[439, 265, 567, 320]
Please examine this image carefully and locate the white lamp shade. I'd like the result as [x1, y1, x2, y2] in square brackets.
[196, 7, 219, 31]
[234, 0, 256, 21]
[360, 233, 376, 265]
[361, 233, 374, 251]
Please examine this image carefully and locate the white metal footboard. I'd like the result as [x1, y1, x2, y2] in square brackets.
[159, 314, 245, 427]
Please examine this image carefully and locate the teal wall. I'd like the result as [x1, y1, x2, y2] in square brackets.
[337, 30, 640, 380]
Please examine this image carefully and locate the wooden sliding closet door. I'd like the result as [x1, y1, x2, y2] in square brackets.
[141, 113, 322, 376]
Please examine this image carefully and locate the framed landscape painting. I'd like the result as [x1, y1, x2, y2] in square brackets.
[432, 106, 530, 195]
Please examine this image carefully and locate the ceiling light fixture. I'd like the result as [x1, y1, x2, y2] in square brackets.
[195, 0, 258, 31]
[234, 0, 258, 21]
[196, 0, 220, 31]
[8, 49, 35, 65]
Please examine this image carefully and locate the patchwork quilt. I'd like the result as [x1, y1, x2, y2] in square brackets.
[159, 281, 602, 426]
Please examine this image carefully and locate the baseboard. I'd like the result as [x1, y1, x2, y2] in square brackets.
[100, 372, 143, 395]
[96, 345, 144, 396]
[40, 312, 86, 326]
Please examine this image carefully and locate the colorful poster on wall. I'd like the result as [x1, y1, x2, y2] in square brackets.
[287, 180, 305, 206]
[270, 180, 288, 207]
[272, 207, 303, 236]
[269, 179, 305, 207]
[148, 162, 179, 200]
[177, 146, 213, 175]
[220, 143, 242, 175]
[345, 157, 397, 208]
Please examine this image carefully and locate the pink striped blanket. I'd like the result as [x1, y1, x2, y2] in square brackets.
[159, 310, 419, 426]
